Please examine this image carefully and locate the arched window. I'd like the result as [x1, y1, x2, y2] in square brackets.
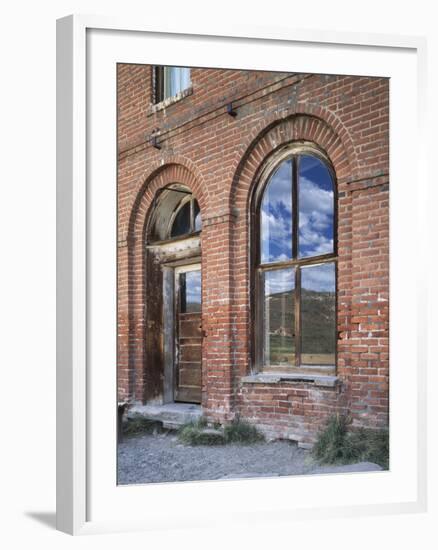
[147, 184, 202, 243]
[170, 196, 202, 238]
[255, 148, 336, 373]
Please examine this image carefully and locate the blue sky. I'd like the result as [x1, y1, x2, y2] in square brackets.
[261, 155, 334, 263]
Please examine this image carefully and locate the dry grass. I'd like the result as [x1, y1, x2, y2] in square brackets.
[122, 414, 163, 436]
[312, 414, 389, 469]
[178, 418, 264, 446]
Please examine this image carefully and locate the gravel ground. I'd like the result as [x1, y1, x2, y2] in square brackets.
[117, 431, 383, 485]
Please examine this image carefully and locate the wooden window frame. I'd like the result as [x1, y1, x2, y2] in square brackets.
[167, 195, 200, 239]
[251, 144, 338, 375]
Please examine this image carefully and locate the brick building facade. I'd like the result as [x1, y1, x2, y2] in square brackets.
[117, 65, 389, 446]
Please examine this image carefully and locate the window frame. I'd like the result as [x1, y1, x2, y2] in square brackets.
[167, 195, 201, 240]
[251, 143, 338, 375]
[153, 66, 191, 104]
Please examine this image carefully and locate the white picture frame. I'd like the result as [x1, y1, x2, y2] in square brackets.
[56, 15, 428, 535]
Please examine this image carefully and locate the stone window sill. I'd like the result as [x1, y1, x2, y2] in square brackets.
[241, 372, 340, 388]
[148, 86, 193, 115]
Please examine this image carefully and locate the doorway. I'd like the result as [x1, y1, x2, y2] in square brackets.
[174, 264, 202, 403]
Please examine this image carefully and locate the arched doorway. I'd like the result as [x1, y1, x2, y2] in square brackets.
[146, 184, 203, 404]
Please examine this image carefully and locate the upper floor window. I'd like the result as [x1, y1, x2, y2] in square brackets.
[154, 67, 191, 103]
[254, 148, 337, 374]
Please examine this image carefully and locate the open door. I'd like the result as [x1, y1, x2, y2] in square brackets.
[174, 265, 202, 403]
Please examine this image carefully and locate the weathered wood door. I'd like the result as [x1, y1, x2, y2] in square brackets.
[175, 265, 202, 403]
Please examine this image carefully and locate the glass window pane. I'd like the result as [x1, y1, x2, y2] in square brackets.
[171, 201, 191, 237]
[180, 67, 191, 90]
[194, 200, 202, 231]
[301, 263, 336, 365]
[263, 268, 295, 369]
[180, 270, 201, 313]
[164, 67, 191, 98]
[260, 159, 293, 263]
[298, 155, 334, 258]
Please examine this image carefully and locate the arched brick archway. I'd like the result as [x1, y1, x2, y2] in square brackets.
[118, 162, 208, 404]
[229, 110, 358, 213]
[226, 113, 355, 412]
[126, 159, 209, 245]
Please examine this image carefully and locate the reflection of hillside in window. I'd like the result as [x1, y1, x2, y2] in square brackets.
[256, 150, 336, 372]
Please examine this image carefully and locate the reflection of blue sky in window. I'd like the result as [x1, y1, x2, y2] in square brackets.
[185, 270, 201, 305]
[260, 160, 292, 263]
[264, 268, 295, 296]
[298, 155, 334, 258]
[301, 262, 335, 293]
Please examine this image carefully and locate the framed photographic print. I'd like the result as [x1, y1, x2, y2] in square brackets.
[56, 15, 427, 535]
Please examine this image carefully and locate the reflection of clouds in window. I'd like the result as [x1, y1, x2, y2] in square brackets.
[298, 156, 334, 258]
[265, 268, 295, 296]
[185, 271, 201, 304]
[301, 262, 335, 293]
[186, 284, 202, 304]
[261, 160, 292, 263]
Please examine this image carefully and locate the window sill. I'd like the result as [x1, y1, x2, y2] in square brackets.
[148, 86, 193, 115]
[241, 372, 340, 388]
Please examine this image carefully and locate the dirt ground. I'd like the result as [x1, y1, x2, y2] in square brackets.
[117, 431, 383, 485]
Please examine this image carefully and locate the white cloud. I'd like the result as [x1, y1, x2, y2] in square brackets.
[299, 176, 333, 215]
[301, 263, 335, 292]
[265, 268, 295, 295]
[260, 162, 334, 261]
[298, 175, 334, 256]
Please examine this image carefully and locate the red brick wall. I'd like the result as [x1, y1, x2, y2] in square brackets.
[117, 65, 389, 443]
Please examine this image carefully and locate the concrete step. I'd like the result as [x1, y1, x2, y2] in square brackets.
[128, 402, 202, 429]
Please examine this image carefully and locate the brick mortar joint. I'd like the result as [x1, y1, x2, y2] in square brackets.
[118, 74, 310, 158]
[203, 211, 238, 226]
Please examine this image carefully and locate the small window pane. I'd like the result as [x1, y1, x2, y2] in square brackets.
[164, 67, 191, 99]
[180, 270, 201, 313]
[298, 155, 334, 258]
[263, 268, 295, 369]
[301, 263, 336, 365]
[171, 202, 191, 237]
[194, 200, 202, 231]
[260, 159, 293, 263]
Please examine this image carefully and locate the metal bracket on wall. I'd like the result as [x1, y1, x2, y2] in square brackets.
[150, 133, 162, 149]
[227, 102, 237, 117]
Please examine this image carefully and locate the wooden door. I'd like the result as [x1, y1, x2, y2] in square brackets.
[175, 266, 202, 403]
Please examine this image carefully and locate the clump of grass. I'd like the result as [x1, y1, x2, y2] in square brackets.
[347, 427, 389, 469]
[312, 414, 389, 469]
[178, 417, 225, 446]
[177, 417, 264, 446]
[178, 425, 226, 446]
[224, 420, 265, 444]
[312, 414, 350, 464]
[122, 414, 162, 436]
[196, 416, 208, 429]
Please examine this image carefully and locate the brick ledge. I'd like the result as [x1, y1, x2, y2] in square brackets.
[147, 86, 193, 115]
[241, 373, 340, 388]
